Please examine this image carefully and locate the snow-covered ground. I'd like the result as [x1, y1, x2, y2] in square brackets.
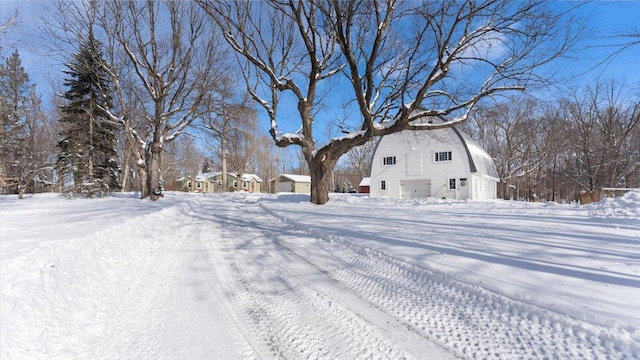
[1, 190, 639, 359]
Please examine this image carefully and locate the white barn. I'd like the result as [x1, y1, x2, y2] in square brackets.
[369, 117, 499, 200]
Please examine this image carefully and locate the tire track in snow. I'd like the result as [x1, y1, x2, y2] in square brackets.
[258, 199, 639, 359]
[214, 220, 395, 358]
[177, 199, 265, 359]
[200, 196, 454, 359]
[155, 200, 251, 359]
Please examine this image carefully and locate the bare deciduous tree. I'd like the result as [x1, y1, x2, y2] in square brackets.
[48, 1, 229, 200]
[161, 135, 206, 191]
[199, 0, 579, 204]
[96, 1, 229, 200]
[254, 134, 279, 192]
[468, 98, 553, 199]
[559, 79, 640, 193]
[226, 118, 261, 182]
[201, 82, 257, 191]
[464, 80, 639, 202]
[344, 141, 376, 181]
[0, 9, 17, 39]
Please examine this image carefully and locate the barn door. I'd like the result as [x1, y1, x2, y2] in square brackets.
[400, 179, 431, 199]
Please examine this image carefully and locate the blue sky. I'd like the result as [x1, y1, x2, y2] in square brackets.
[558, 1, 640, 85]
[1, 0, 639, 132]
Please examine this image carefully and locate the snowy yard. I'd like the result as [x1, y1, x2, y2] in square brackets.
[1, 191, 639, 359]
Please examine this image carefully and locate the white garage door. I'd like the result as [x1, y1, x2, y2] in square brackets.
[400, 179, 431, 199]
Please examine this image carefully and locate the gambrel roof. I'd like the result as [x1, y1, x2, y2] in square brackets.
[450, 127, 499, 180]
[373, 114, 498, 180]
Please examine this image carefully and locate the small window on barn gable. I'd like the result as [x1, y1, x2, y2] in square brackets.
[380, 180, 387, 190]
[435, 151, 452, 162]
[383, 156, 396, 165]
[449, 178, 456, 190]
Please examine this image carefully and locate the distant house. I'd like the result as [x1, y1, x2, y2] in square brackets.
[176, 176, 193, 192]
[269, 174, 311, 194]
[177, 172, 237, 193]
[178, 172, 264, 193]
[369, 116, 499, 200]
[239, 174, 263, 193]
[358, 177, 370, 193]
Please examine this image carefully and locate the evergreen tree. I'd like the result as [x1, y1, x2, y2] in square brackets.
[0, 50, 30, 194]
[57, 34, 120, 197]
[201, 158, 213, 174]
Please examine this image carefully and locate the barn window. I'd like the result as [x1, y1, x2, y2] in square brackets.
[435, 151, 452, 162]
[380, 180, 387, 190]
[449, 178, 456, 190]
[383, 156, 396, 165]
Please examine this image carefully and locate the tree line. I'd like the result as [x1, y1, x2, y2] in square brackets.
[463, 81, 639, 202]
[0, 45, 284, 197]
[1, 1, 638, 203]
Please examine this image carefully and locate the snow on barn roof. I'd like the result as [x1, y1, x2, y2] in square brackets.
[359, 177, 370, 187]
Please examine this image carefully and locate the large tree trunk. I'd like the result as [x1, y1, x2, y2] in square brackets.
[306, 136, 369, 204]
[308, 155, 339, 205]
[148, 141, 163, 201]
[136, 161, 149, 199]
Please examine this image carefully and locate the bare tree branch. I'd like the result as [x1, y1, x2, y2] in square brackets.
[199, 0, 579, 204]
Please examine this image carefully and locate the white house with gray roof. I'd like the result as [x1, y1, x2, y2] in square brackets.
[369, 116, 499, 200]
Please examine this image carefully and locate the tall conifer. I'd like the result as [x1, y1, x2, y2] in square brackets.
[0, 50, 29, 192]
[57, 34, 120, 196]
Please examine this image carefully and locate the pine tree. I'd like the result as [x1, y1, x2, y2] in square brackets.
[202, 158, 213, 174]
[0, 50, 30, 194]
[57, 34, 120, 197]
